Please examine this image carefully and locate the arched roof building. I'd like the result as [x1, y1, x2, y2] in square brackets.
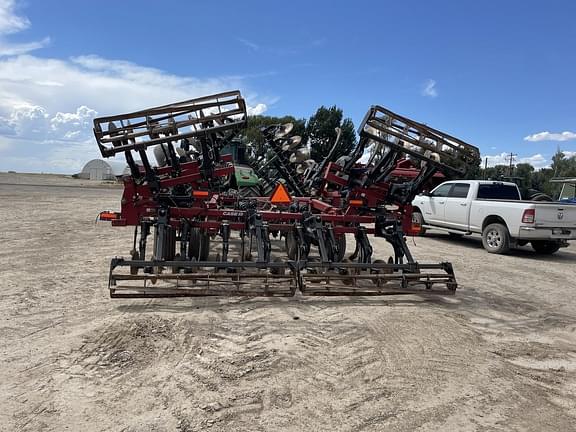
[78, 159, 126, 180]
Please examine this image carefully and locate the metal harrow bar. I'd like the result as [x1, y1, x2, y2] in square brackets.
[107, 258, 457, 298]
[358, 105, 481, 176]
[93, 90, 247, 157]
[300, 261, 457, 296]
[108, 258, 298, 298]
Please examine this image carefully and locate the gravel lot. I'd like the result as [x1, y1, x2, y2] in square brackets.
[1, 175, 575, 431]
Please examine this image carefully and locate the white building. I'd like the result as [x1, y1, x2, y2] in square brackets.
[78, 159, 126, 180]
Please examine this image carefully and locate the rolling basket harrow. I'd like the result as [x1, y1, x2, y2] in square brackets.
[94, 90, 480, 298]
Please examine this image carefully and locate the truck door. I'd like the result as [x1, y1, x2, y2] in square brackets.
[424, 183, 453, 225]
[443, 183, 471, 230]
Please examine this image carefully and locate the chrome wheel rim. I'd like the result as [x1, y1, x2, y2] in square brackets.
[486, 229, 502, 248]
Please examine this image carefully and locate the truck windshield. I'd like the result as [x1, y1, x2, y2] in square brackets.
[477, 184, 520, 200]
[559, 183, 576, 200]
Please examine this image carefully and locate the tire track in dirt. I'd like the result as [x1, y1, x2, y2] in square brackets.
[152, 306, 296, 429]
[342, 310, 487, 431]
[9, 301, 154, 431]
[296, 305, 489, 430]
[69, 302, 153, 376]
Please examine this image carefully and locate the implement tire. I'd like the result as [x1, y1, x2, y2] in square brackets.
[189, 228, 210, 261]
[335, 235, 347, 262]
[285, 231, 298, 260]
[482, 223, 510, 254]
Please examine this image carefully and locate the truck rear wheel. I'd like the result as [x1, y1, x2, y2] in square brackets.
[531, 240, 561, 255]
[482, 223, 510, 254]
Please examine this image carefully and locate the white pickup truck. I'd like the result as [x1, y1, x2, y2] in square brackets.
[411, 180, 576, 254]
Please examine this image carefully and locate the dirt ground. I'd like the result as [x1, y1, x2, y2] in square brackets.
[1, 176, 576, 432]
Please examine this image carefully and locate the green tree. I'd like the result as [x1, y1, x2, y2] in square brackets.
[242, 114, 306, 156]
[463, 163, 481, 180]
[551, 150, 566, 177]
[480, 164, 509, 180]
[473, 150, 576, 199]
[533, 168, 555, 196]
[305, 105, 357, 162]
[547, 150, 576, 196]
[515, 163, 535, 189]
[551, 149, 576, 178]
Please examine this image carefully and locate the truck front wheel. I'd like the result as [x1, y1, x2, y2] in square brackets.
[412, 211, 426, 236]
[531, 240, 561, 255]
[482, 223, 510, 254]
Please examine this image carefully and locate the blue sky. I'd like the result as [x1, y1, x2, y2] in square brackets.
[0, 0, 574, 173]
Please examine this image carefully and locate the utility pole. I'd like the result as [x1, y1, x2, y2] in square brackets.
[505, 152, 517, 176]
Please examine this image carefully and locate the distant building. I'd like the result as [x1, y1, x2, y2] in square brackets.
[78, 159, 126, 180]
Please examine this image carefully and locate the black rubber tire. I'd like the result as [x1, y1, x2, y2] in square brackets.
[482, 223, 510, 254]
[239, 185, 264, 198]
[199, 232, 210, 261]
[530, 193, 554, 202]
[188, 228, 210, 261]
[188, 228, 200, 260]
[531, 240, 561, 255]
[285, 230, 298, 260]
[412, 211, 426, 236]
[334, 235, 347, 262]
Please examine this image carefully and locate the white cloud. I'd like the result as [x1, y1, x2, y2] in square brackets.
[422, 79, 438, 98]
[481, 153, 508, 167]
[0, 36, 49, 56]
[0, 2, 269, 173]
[0, 54, 268, 116]
[248, 103, 267, 116]
[563, 151, 576, 158]
[51, 106, 97, 129]
[0, 138, 11, 151]
[238, 38, 259, 51]
[0, 103, 98, 141]
[0, 0, 28, 34]
[524, 131, 576, 142]
[0, 0, 48, 56]
[481, 152, 549, 169]
[520, 153, 548, 169]
[0, 55, 268, 172]
[311, 38, 327, 47]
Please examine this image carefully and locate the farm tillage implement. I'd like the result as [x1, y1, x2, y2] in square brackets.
[93, 90, 480, 298]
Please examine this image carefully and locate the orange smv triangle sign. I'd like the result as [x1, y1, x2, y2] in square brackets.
[270, 182, 292, 204]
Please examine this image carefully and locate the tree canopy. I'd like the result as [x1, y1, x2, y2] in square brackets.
[479, 150, 576, 198]
[241, 115, 306, 155]
[241, 105, 357, 163]
[305, 105, 357, 162]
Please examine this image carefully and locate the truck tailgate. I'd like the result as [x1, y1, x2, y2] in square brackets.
[534, 203, 576, 228]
